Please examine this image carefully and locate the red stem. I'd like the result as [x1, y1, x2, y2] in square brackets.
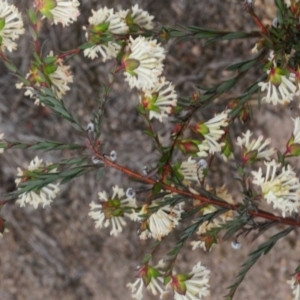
[92, 150, 300, 227]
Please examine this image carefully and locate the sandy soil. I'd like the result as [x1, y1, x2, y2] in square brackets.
[0, 1, 298, 300]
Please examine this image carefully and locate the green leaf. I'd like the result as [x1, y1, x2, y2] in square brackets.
[33, 51, 42, 65]
[59, 168, 92, 184]
[225, 227, 293, 299]
[60, 157, 87, 165]
[223, 218, 247, 240]
[166, 208, 228, 268]
[14, 74, 31, 86]
[27, 9, 37, 24]
[43, 56, 57, 64]
[144, 129, 154, 138]
[275, 0, 284, 11]
[141, 253, 152, 265]
[217, 77, 237, 93]
[204, 31, 260, 46]
[226, 59, 257, 72]
[4, 61, 17, 73]
[152, 183, 162, 195]
[96, 168, 105, 180]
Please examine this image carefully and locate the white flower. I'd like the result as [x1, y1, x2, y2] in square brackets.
[16, 52, 73, 103]
[286, 117, 300, 155]
[16, 78, 41, 105]
[34, 0, 80, 27]
[284, 0, 292, 6]
[139, 77, 177, 121]
[251, 42, 259, 53]
[138, 201, 183, 240]
[118, 4, 154, 30]
[190, 208, 230, 251]
[258, 51, 298, 105]
[236, 130, 275, 163]
[191, 186, 233, 251]
[292, 117, 300, 143]
[193, 110, 230, 155]
[84, 41, 120, 61]
[288, 276, 300, 300]
[170, 262, 210, 300]
[15, 157, 60, 209]
[89, 185, 137, 236]
[284, 0, 300, 7]
[51, 0, 80, 26]
[0, 228, 8, 239]
[48, 57, 73, 99]
[83, 7, 128, 61]
[177, 157, 203, 186]
[127, 277, 144, 300]
[258, 70, 297, 105]
[127, 261, 168, 300]
[127, 275, 167, 300]
[0, 1, 24, 52]
[122, 36, 165, 91]
[87, 7, 128, 35]
[252, 160, 300, 217]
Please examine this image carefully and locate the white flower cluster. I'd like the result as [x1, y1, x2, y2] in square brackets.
[83, 5, 177, 122]
[191, 110, 231, 156]
[89, 185, 137, 236]
[252, 160, 300, 217]
[178, 157, 205, 185]
[138, 200, 183, 241]
[284, 0, 300, 7]
[0, 0, 24, 52]
[16, 51, 73, 104]
[190, 186, 234, 251]
[170, 262, 211, 300]
[236, 130, 275, 163]
[127, 260, 210, 300]
[288, 276, 300, 300]
[83, 7, 128, 61]
[34, 0, 80, 27]
[287, 117, 300, 155]
[83, 5, 154, 61]
[258, 51, 299, 105]
[15, 157, 60, 209]
[127, 261, 168, 300]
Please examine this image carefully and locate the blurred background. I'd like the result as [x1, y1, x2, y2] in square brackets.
[0, 0, 299, 299]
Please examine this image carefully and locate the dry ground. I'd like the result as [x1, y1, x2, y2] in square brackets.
[0, 1, 299, 300]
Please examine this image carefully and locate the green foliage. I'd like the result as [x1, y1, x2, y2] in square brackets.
[225, 227, 294, 299]
[38, 88, 84, 132]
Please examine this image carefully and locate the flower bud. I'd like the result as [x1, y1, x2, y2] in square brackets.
[176, 140, 200, 155]
[286, 143, 300, 156]
[92, 156, 101, 164]
[231, 241, 242, 250]
[190, 123, 209, 135]
[198, 159, 208, 169]
[122, 57, 141, 73]
[171, 124, 183, 140]
[87, 122, 94, 133]
[126, 188, 136, 198]
[109, 150, 117, 162]
[142, 166, 148, 175]
[242, 148, 258, 164]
